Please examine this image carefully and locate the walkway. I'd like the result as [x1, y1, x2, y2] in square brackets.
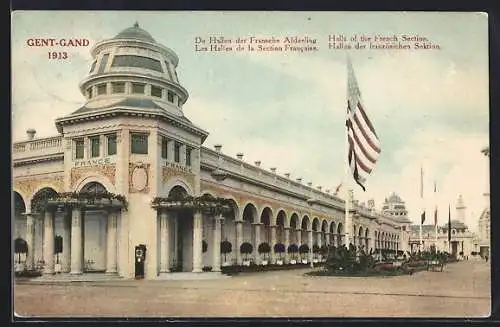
[14, 261, 490, 317]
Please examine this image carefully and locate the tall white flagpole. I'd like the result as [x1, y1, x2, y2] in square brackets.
[434, 181, 438, 250]
[344, 54, 353, 248]
[419, 165, 423, 252]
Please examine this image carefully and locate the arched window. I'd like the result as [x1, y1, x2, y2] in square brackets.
[81, 182, 107, 194]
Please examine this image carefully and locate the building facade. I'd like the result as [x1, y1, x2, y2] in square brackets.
[408, 195, 479, 257]
[13, 23, 409, 280]
[477, 146, 490, 257]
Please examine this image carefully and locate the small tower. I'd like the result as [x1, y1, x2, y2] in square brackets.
[456, 194, 466, 223]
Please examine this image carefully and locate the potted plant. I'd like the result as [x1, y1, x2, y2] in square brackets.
[312, 244, 320, 263]
[287, 244, 298, 264]
[240, 242, 253, 266]
[299, 244, 309, 264]
[221, 240, 232, 266]
[14, 238, 27, 272]
[274, 243, 286, 265]
[258, 242, 271, 265]
[320, 245, 328, 262]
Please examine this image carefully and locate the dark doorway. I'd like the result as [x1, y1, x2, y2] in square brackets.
[451, 241, 458, 258]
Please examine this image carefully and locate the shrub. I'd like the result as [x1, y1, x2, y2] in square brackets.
[320, 245, 329, 256]
[287, 244, 299, 259]
[273, 243, 286, 259]
[15, 269, 42, 278]
[221, 240, 232, 262]
[312, 244, 320, 254]
[240, 242, 253, 261]
[258, 243, 271, 260]
[299, 244, 309, 254]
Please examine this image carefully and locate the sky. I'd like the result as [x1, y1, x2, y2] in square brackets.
[11, 11, 489, 231]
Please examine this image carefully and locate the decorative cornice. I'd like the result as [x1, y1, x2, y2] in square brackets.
[13, 154, 64, 167]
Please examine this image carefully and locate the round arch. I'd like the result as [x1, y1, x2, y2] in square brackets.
[28, 184, 62, 208]
[275, 209, 288, 227]
[242, 203, 258, 223]
[81, 181, 107, 194]
[276, 210, 287, 228]
[329, 221, 336, 234]
[337, 222, 343, 234]
[301, 215, 310, 231]
[289, 213, 299, 230]
[74, 174, 116, 194]
[30, 187, 58, 213]
[167, 185, 190, 198]
[14, 191, 26, 216]
[321, 219, 328, 233]
[312, 217, 320, 232]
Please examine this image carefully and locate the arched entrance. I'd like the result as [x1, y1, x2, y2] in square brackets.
[168, 186, 191, 272]
[79, 181, 110, 272]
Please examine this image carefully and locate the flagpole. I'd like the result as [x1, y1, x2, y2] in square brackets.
[344, 55, 352, 248]
[434, 181, 438, 251]
[419, 165, 423, 251]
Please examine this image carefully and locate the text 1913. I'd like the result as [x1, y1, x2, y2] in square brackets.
[48, 51, 68, 60]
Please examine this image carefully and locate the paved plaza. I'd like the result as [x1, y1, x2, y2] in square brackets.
[14, 260, 490, 318]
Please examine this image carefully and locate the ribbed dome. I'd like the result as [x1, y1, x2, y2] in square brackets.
[387, 192, 403, 203]
[114, 22, 156, 43]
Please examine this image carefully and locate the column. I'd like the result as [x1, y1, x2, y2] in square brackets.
[253, 223, 261, 265]
[106, 210, 118, 274]
[326, 233, 331, 246]
[43, 210, 55, 274]
[317, 232, 322, 247]
[235, 220, 243, 265]
[308, 230, 313, 263]
[62, 210, 71, 273]
[172, 214, 178, 268]
[70, 207, 83, 274]
[296, 229, 302, 246]
[192, 210, 203, 273]
[25, 213, 36, 270]
[284, 227, 290, 263]
[212, 214, 223, 272]
[159, 210, 170, 273]
[270, 225, 276, 263]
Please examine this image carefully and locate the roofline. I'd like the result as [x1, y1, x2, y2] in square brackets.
[54, 108, 209, 142]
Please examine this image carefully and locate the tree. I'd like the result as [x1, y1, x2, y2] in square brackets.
[287, 244, 299, 259]
[14, 238, 27, 264]
[299, 244, 309, 260]
[258, 242, 271, 260]
[273, 243, 286, 260]
[320, 245, 329, 257]
[221, 240, 232, 262]
[312, 244, 320, 258]
[240, 242, 253, 261]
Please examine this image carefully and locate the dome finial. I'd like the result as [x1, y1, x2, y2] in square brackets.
[134, 21, 139, 28]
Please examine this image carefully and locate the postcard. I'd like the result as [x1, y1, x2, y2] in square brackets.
[12, 11, 490, 318]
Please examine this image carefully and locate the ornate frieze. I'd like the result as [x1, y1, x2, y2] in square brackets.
[70, 164, 116, 190]
[162, 165, 195, 192]
[14, 174, 64, 200]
